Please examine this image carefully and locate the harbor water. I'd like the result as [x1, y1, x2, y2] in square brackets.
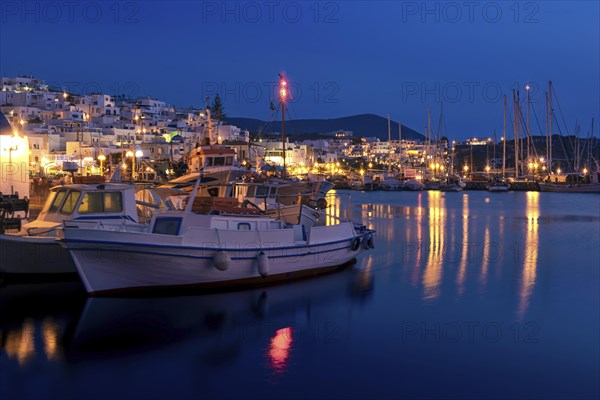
[1, 190, 598, 399]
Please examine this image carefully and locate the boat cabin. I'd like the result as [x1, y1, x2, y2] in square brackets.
[188, 146, 237, 173]
[25, 184, 140, 233]
[151, 212, 286, 236]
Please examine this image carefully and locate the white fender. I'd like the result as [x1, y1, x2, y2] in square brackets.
[213, 251, 231, 271]
[257, 251, 269, 277]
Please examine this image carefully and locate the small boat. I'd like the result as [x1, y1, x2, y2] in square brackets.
[538, 165, 600, 193]
[423, 180, 441, 191]
[488, 180, 510, 192]
[439, 183, 463, 192]
[401, 178, 424, 191]
[0, 184, 162, 275]
[59, 179, 375, 295]
[538, 182, 600, 193]
[440, 176, 465, 192]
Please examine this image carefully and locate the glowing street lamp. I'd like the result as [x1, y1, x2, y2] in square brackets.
[126, 150, 135, 181]
[98, 154, 106, 173]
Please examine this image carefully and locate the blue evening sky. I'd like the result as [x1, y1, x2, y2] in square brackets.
[1, 1, 598, 139]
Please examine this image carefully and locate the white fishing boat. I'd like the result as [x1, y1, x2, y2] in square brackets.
[439, 176, 466, 192]
[59, 179, 375, 295]
[0, 184, 161, 275]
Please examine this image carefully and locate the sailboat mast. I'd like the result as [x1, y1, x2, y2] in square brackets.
[518, 91, 524, 176]
[513, 89, 519, 179]
[493, 130, 496, 172]
[398, 118, 402, 175]
[438, 103, 443, 173]
[387, 113, 391, 173]
[526, 85, 531, 163]
[503, 94, 507, 179]
[545, 91, 549, 171]
[548, 81, 553, 172]
[427, 109, 431, 175]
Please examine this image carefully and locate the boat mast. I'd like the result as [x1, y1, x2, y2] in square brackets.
[386, 113, 391, 173]
[492, 129, 496, 177]
[427, 109, 431, 176]
[548, 81, 553, 172]
[513, 89, 519, 179]
[398, 117, 402, 175]
[279, 74, 287, 179]
[438, 103, 443, 174]
[503, 94, 507, 179]
[518, 91, 524, 177]
[526, 84, 531, 164]
[545, 90, 549, 172]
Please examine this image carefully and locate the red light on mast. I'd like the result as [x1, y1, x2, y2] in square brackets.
[279, 76, 288, 102]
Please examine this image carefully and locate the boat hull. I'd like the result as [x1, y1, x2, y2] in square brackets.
[538, 183, 600, 193]
[0, 234, 76, 275]
[62, 229, 372, 295]
[440, 185, 463, 192]
[488, 185, 509, 192]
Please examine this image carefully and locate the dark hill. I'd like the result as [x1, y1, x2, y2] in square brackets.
[226, 114, 424, 141]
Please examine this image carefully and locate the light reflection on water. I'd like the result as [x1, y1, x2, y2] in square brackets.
[0, 191, 598, 399]
[423, 191, 445, 300]
[348, 190, 547, 315]
[519, 191, 539, 320]
[267, 327, 293, 375]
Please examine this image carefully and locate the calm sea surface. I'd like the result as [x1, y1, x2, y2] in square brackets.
[1, 190, 599, 399]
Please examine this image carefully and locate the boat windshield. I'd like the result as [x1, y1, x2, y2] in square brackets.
[78, 191, 123, 214]
[41, 191, 58, 214]
[60, 191, 81, 214]
[48, 189, 68, 213]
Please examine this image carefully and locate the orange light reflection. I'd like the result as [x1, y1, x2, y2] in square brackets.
[422, 191, 445, 300]
[268, 327, 293, 375]
[456, 195, 469, 295]
[518, 192, 539, 319]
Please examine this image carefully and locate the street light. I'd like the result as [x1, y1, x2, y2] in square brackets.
[98, 154, 106, 174]
[134, 150, 143, 180]
[126, 150, 134, 181]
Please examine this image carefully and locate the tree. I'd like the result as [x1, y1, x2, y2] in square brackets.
[210, 95, 227, 121]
